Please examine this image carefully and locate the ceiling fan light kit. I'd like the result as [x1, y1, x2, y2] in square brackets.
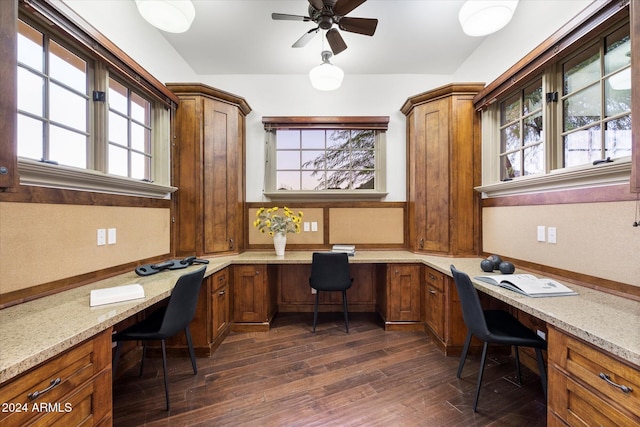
[309, 50, 344, 91]
[135, 0, 195, 33]
[459, 0, 519, 37]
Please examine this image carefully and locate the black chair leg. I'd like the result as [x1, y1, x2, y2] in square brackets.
[112, 341, 122, 376]
[514, 345, 522, 384]
[161, 339, 170, 411]
[535, 348, 548, 399]
[473, 342, 489, 412]
[342, 290, 349, 333]
[457, 331, 472, 378]
[312, 291, 319, 333]
[185, 326, 197, 375]
[139, 342, 147, 377]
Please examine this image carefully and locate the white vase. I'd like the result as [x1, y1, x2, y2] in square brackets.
[273, 232, 287, 256]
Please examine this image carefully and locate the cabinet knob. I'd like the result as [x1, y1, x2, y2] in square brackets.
[419, 238, 424, 249]
[255, 270, 260, 275]
[429, 289, 436, 295]
[218, 290, 225, 296]
[229, 238, 234, 249]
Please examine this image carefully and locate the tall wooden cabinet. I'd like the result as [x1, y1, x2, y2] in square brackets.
[401, 83, 484, 255]
[167, 83, 252, 256]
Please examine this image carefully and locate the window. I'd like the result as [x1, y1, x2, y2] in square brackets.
[263, 117, 388, 199]
[14, 2, 176, 198]
[480, 16, 631, 195]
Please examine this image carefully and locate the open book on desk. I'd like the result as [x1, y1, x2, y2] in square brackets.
[474, 274, 578, 297]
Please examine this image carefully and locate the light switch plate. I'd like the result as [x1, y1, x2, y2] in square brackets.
[537, 225, 546, 242]
[107, 228, 116, 244]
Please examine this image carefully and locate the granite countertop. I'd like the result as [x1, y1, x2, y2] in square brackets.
[1, 251, 639, 385]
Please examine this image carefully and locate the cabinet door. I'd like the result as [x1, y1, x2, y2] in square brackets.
[233, 265, 267, 323]
[211, 269, 229, 340]
[203, 99, 240, 254]
[423, 97, 451, 253]
[387, 264, 421, 321]
[424, 267, 445, 340]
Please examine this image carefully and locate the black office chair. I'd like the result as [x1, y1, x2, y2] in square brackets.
[112, 266, 206, 411]
[449, 265, 547, 412]
[309, 252, 353, 333]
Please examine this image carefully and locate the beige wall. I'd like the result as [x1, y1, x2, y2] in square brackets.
[482, 200, 640, 287]
[0, 203, 170, 293]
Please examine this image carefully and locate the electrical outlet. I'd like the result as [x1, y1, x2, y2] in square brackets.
[97, 228, 106, 246]
[311, 222, 318, 232]
[303, 222, 310, 232]
[537, 225, 546, 242]
[547, 227, 557, 244]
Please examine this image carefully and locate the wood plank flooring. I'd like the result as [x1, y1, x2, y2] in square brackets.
[112, 312, 547, 426]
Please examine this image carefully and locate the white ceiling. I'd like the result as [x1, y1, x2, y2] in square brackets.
[157, 0, 490, 75]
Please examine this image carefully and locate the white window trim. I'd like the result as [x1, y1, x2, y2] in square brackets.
[18, 158, 177, 198]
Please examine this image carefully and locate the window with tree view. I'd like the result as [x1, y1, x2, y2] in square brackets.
[275, 129, 376, 190]
[263, 117, 388, 197]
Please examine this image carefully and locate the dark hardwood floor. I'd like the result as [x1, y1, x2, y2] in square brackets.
[112, 312, 547, 426]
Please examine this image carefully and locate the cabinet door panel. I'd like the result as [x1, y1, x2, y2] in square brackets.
[233, 265, 266, 322]
[387, 264, 421, 321]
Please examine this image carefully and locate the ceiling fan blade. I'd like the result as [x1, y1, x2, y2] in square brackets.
[272, 13, 311, 22]
[333, 0, 367, 17]
[293, 28, 320, 48]
[326, 28, 347, 55]
[338, 17, 378, 36]
[308, 0, 324, 11]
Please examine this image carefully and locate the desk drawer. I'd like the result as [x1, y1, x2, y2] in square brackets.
[424, 267, 444, 292]
[548, 327, 640, 425]
[0, 330, 111, 427]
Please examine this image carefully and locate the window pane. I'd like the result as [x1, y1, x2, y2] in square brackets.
[523, 112, 543, 146]
[109, 112, 128, 146]
[501, 151, 521, 180]
[326, 170, 350, 189]
[604, 27, 631, 75]
[501, 123, 520, 152]
[50, 83, 87, 131]
[17, 21, 43, 72]
[109, 145, 128, 177]
[352, 150, 375, 169]
[131, 122, 150, 153]
[131, 92, 151, 125]
[327, 130, 349, 148]
[276, 171, 300, 190]
[500, 93, 520, 125]
[301, 151, 324, 169]
[277, 151, 300, 169]
[17, 68, 44, 116]
[108, 78, 128, 114]
[563, 48, 600, 95]
[563, 85, 600, 131]
[301, 171, 322, 190]
[605, 71, 631, 116]
[604, 116, 631, 158]
[131, 152, 150, 180]
[276, 130, 300, 149]
[564, 125, 601, 167]
[50, 126, 86, 168]
[354, 171, 374, 189]
[326, 149, 350, 169]
[301, 130, 324, 149]
[17, 115, 43, 160]
[523, 144, 544, 176]
[523, 83, 543, 115]
[49, 40, 86, 93]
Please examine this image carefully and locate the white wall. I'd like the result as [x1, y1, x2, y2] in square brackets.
[62, 0, 594, 202]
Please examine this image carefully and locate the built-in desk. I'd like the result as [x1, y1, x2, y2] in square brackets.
[1, 251, 639, 424]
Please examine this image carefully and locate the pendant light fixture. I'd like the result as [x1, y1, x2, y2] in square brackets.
[135, 0, 196, 33]
[309, 50, 344, 91]
[459, 0, 519, 37]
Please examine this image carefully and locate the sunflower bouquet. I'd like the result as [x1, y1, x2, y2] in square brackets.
[253, 206, 303, 236]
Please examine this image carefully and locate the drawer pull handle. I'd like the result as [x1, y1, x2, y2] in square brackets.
[429, 289, 436, 295]
[28, 377, 61, 400]
[599, 373, 633, 393]
[429, 274, 436, 281]
[218, 290, 225, 296]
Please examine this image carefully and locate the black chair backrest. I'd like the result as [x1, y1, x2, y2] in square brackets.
[450, 265, 491, 341]
[310, 252, 352, 292]
[159, 266, 207, 337]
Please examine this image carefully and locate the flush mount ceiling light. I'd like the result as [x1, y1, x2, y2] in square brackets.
[309, 50, 344, 91]
[459, 0, 519, 37]
[135, 0, 195, 33]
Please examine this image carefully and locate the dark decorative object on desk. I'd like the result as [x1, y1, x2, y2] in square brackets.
[480, 259, 495, 272]
[487, 254, 502, 270]
[499, 261, 515, 274]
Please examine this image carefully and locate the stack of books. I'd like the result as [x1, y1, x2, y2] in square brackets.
[332, 244, 356, 256]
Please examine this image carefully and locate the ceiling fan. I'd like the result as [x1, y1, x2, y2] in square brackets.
[272, 0, 378, 55]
